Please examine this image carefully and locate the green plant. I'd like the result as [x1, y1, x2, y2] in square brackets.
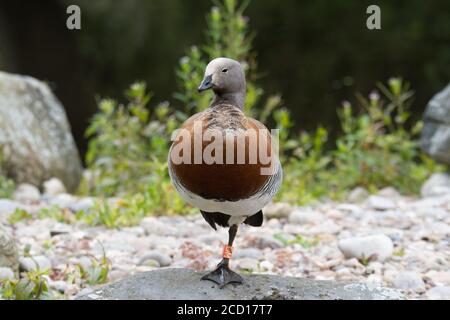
[0, 245, 53, 300]
[83, 80, 189, 214]
[393, 247, 405, 257]
[331, 78, 441, 194]
[0, 242, 112, 300]
[277, 78, 443, 204]
[277, 127, 333, 204]
[85, 83, 173, 196]
[38, 206, 76, 224]
[76, 245, 110, 285]
[79, 186, 195, 229]
[7, 209, 33, 225]
[79, 198, 144, 228]
[0, 269, 52, 300]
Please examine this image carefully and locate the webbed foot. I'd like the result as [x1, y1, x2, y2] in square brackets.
[201, 260, 243, 288]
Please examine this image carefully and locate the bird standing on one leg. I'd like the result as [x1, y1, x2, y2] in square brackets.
[168, 57, 282, 287]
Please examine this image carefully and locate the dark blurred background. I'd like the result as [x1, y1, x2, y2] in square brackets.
[1, 0, 449, 156]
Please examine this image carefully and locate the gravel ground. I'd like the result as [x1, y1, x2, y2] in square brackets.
[0, 179, 449, 300]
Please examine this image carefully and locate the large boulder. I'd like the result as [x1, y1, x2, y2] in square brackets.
[0, 71, 82, 192]
[421, 83, 450, 165]
[76, 268, 404, 300]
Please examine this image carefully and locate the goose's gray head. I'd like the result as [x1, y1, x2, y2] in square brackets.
[198, 57, 246, 95]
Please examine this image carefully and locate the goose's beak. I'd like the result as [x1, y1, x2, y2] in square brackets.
[198, 74, 213, 92]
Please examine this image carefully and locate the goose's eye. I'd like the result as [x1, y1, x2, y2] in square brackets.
[221, 68, 228, 73]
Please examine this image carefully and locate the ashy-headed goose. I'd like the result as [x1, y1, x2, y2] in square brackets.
[168, 57, 282, 287]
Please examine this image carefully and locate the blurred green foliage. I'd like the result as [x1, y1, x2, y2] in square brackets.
[80, 0, 442, 222]
[279, 78, 443, 204]
[83, 82, 188, 217]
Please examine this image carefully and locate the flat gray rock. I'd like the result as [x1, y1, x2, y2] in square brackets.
[76, 268, 403, 300]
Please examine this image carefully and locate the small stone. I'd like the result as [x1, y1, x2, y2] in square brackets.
[138, 251, 171, 267]
[347, 187, 369, 203]
[426, 286, 450, 300]
[138, 258, 160, 268]
[338, 234, 393, 262]
[49, 280, 69, 293]
[378, 187, 401, 198]
[234, 248, 262, 259]
[259, 260, 274, 271]
[76, 288, 93, 297]
[425, 271, 450, 286]
[237, 258, 259, 271]
[77, 256, 93, 269]
[197, 233, 224, 244]
[263, 202, 293, 218]
[392, 272, 425, 291]
[366, 274, 383, 287]
[383, 269, 399, 283]
[266, 218, 281, 228]
[69, 197, 95, 213]
[326, 209, 344, 219]
[343, 258, 362, 268]
[335, 204, 362, 213]
[141, 217, 178, 236]
[122, 226, 146, 237]
[108, 269, 128, 282]
[288, 209, 322, 225]
[13, 183, 40, 203]
[421, 173, 450, 197]
[48, 193, 77, 209]
[43, 178, 67, 196]
[257, 235, 283, 249]
[366, 195, 396, 210]
[15, 224, 50, 239]
[87, 293, 101, 300]
[365, 261, 383, 275]
[0, 267, 15, 280]
[19, 255, 52, 272]
[335, 268, 355, 281]
[309, 220, 340, 235]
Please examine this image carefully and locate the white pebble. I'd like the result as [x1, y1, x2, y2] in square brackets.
[13, 183, 40, 203]
[392, 272, 425, 291]
[0, 267, 15, 280]
[19, 255, 52, 272]
[43, 178, 67, 196]
[338, 234, 393, 262]
[366, 195, 396, 210]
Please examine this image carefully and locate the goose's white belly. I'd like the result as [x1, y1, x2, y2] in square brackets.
[168, 160, 283, 217]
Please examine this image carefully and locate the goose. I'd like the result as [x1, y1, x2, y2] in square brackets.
[168, 57, 282, 287]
